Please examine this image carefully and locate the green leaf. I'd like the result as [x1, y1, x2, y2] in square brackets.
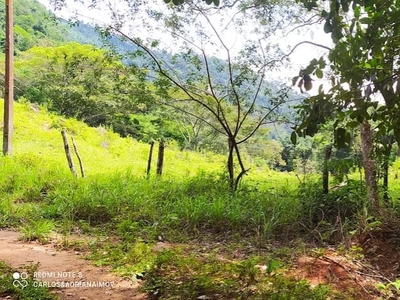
[290, 131, 297, 145]
[354, 6, 360, 18]
[315, 69, 323, 79]
[347, 121, 359, 128]
[372, 47, 383, 59]
[341, 1, 349, 12]
[334, 127, 349, 148]
[324, 20, 333, 33]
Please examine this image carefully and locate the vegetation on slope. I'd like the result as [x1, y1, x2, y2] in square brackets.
[0, 0, 400, 298]
[1, 99, 399, 299]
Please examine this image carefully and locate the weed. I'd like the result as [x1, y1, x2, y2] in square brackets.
[143, 248, 331, 299]
[298, 180, 366, 243]
[377, 279, 400, 299]
[87, 240, 156, 278]
[0, 99, 396, 299]
[20, 218, 56, 243]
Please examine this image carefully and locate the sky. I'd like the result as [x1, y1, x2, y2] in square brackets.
[38, 0, 333, 94]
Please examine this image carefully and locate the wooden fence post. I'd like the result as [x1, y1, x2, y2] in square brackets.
[71, 136, 85, 178]
[61, 129, 77, 177]
[147, 141, 155, 176]
[156, 139, 165, 176]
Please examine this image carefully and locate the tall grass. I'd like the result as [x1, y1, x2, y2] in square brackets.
[36, 170, 299, 239]
[0, 153, 300, 241]
[2, 99, 397, 243]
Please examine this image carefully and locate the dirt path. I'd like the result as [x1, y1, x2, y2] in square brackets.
[0, 230, 147, 300]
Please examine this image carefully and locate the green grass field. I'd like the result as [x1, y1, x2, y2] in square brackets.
[1, 100, 399, 299]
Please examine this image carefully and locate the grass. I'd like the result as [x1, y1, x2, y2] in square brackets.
[0, 261, 57, 300]
[20, 218, 56, 243]
[1, 99, 399, 299]
[142, 248, 333, 299]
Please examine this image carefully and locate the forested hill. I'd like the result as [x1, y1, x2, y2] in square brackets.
[0, 0, 302, 171]
[0, 0, 124, 52]
[2, 0, 301, 105]
[2, 0, 299, 100]
[0, 0, 73, 51]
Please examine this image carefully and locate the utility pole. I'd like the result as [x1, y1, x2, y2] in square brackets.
[3, 0, 14, 155]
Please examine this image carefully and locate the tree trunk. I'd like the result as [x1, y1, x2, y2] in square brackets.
[156, 139, 165, 176]
[233, 141, 248, 190]
[322, 145, 332, 194]
[226, 137, 249, 191]
[383, 159, 389, 203]
[227, 137, 235, 189]
[360, 122, 380, 213]
[382, 135, 394, 204]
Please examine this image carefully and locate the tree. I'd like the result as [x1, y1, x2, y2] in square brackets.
[47, 0, 309, 189]
[14, 43, 154, 130]
[105, 0, 301, 190]
[293, 0, 400, 213]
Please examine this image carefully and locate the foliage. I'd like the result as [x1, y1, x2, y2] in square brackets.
[0, 0, 72, 53]
[291, 0, 400, 212]
[144, 248, 331, 299]
[88, 239, 156, 278]
[298, 180, 366, 243]
[13, 43, 155, 133]
[100, 0, 303, 189]
[1, 0, 295, 166]
[20, 219, 56, 243]
[0, 100, 299, 239]
[164, 0, 220, 6]
[294, 0, 400, 145]
[0, 91, 398, 299]
[377, 279, 400, 299]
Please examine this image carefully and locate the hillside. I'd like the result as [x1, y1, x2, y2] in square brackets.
[1, 100, 399, 300]
[0, 1, 400, 299]
[1, 0, 301, 155]
[0, 0, 76, 52]
[1, 100, 228, 177]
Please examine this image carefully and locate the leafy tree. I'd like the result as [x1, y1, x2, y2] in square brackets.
[101, 0, 300, 190]
[46, 0, 310, 189]
[14, 43, 154, 130]
[292, 0, 400, 213]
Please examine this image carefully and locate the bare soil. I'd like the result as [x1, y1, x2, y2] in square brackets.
[1, 228, 399, 299]
[361, 229, 400, 280]
[290, 252, 378, 299]
[290, 228, 400, 300]
[0, 230, 147, 300]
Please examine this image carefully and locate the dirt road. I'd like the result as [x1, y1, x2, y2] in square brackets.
[0, 230, 147, 300]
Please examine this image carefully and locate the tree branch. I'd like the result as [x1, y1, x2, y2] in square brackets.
[284, 41, 331, 59]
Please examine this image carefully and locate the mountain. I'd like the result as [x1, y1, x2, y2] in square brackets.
[2, 0, 301, 151]
[1, 0, 69, 52]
